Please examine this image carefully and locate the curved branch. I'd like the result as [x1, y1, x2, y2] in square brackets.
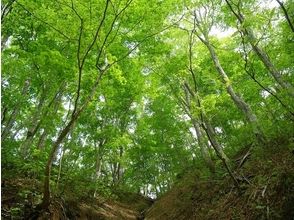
[276, 0, 294, 32]
[15, 2, 72, 40]
[239, 30, 294, 117]
[1, 0, 16, 22]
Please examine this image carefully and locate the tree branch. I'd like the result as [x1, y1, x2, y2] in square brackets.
[276, 0, 294, 32]
[15, 2, 73, 40]
[239, 29, 294, 117]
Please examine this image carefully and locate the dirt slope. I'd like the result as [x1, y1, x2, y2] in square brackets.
[1, 179, 153, 220]
[145, 142, 294, 220]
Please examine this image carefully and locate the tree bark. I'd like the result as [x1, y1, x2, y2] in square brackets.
[193, 120, 215, 174]
[201, 117, 240, 190]
[204, 40, 265, 144]
[1, 79, 30, 141]
[181, 87, 216, 174]
[55, 146, 65, 191]
[184, 82, 239, 189]
[93, 140, 105, 197]
[248, 34, 294, 97]
[225, 0, 294, 97]
[21, 87, 62, 156]
[41, 112, 78, 209]
[21, 91, 46, 156]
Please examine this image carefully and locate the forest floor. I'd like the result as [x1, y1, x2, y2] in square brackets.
[2, 137, 294, 219]
[1, 179, 153, 219]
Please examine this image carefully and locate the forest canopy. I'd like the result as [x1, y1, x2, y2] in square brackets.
[1, 0, 294, 215]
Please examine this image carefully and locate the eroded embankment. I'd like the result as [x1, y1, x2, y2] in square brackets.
[145, 141, 294, 220]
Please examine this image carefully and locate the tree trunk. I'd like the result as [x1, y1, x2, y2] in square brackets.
[204, 40, 265, 143]
[37, 130, 47, 150]
[41, 111, 79, 209]
[225, 0, 294, 97]
[276, 0, 294, 32]
[180, 85, 216, 174]
[117, 146, 124, 182]
[1, 107, 7, 124]
[55, 146, 65, 191]
[201, 117, 240, 190]
[1, 79, 30, 141]
[249, 35, 294, 97]
[193, 119, 215, 174]
[93, 140, 105, 197]
[202, 117, 229, 164]
[37, 88, 64, 150]
[183, 82, 239, 189]
[21, 88, 62, 156]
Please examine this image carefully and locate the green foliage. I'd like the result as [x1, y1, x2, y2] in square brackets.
[1, 0, 293, 205]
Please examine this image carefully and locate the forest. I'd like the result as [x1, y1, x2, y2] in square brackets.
[1, 0, 294, 219]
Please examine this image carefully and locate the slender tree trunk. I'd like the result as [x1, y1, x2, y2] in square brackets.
[1, 0, 16, 23]
[93, 140, 105, 197]
[225, 0, 294, 97]
[1, 80, 30, 141]
[111, 163, 117, 185]
[193, 120, 215, 174]
[180, 86, 216, 174]
[248, 33, 294, 97]
[204, 41, 265, 144]
[202, 117, 229, 164]
[37, 130, 47, 150]
[1, 107, 7, 124]
[201, 117, 240, 190]
[95, 143, 103, 180]
[37, 88, 64, 150]
[186, 26, 240, 189]
[21, 95, 45, 156]
[117, 146, 124, 182]
[184, 83, 239, 189]
[55, 147, 65, 191]
[21, 88, 62, 156]
[41, 112, 78, 209]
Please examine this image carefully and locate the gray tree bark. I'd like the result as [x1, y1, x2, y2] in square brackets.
[203, 39, 265, 144]
[225, 0, 294, 97]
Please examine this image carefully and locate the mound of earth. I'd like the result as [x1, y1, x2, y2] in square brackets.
[145, 141, 294, 220]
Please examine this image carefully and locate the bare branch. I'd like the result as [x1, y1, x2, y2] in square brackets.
[15, 2, 73, 40]
[96, 0, 134, 69]
[239, 30, 294, 117]
[109, 14, 184, 67]
[1, 0, 16, 22]
[71, 0, 84, 116]
[276, 0, 294, 32]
